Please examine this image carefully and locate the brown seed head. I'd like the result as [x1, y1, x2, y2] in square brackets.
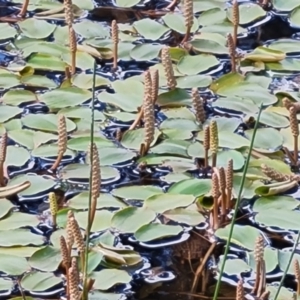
[64, 0, 73, 27]
[58, 114, 67, 155]
[111, 20, 119, 44]
[59, 236, 70, 268]
[0, 132, 7, 163]
[203, 125, 210, 151]
[161, 46, 177, 90]
[183, 0, 194, 29]
[212, 173, 220, 199]
[289, 106, 299, 137]
[192, 87, 206, 124]
[254, 235, 264, 262]
[209, 120, 219, 154]
[232, 0, 239, 26]
[150, 69, 159, 104]
[49, 192, 58, 217]
[226, 159, 233, 190]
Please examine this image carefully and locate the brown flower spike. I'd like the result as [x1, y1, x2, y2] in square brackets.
[69, 27, 77, 75]
[60, 236, 71, 298]
[227, 33, 236, 73]
[0, 133, 7, 187]
[161, 47, 177, 90]
[192, 88, 206, 124]
[211, 173, 220, 230]
[294, 259, 300, 295]
[151, 69, 159, 104]
[236, 280, 244, 300]
[182, 0, 193, 44]
[111, 20, 119, 71]
[142, 71, 155, 156]
[203, 125, 210, 169]
[232, 0, 239, 49]
[209, 120, 218, 168]
[289, 106, 299, 165]
[225, 159, 233, 210]
[88, 143, 101, 233]
[51, 115, 67, 170]
[64, 0, 74, 28]
[69, 266, 80, 300]
[252, 235, 266, 297]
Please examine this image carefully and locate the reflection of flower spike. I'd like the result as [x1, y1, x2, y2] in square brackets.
[210, 120, 218, 168]
[203, 125, 210, 169]
[51, 115, 67, 170]
[49, 192, 58, 227]
[192, 88, 206, 124]
[143, 71, 155, 155]
[0, 132, 7, 187]
[111, 20, 119, 71]
[182, 0, 193, 44]
[227, 33, 236, 73]
[161, 47, 177, 90]
[151, 69, 159, 104]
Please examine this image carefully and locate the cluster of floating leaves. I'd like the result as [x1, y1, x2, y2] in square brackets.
[1, 0, 300, 299]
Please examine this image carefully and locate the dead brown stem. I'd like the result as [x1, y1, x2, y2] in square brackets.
[19, 0, 29, 17]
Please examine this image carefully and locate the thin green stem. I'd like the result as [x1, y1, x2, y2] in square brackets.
[82, 62, 97, 300]
[212, 105, 263, 300]
[273, 231, 300, 300]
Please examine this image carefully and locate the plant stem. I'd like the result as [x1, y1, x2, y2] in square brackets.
[273, 231, 300, 300]
[82, 62, 97, 300]
[50, 152, 63, 171]
[294, 135, 298, 166]
[212, 104, 263, 300]
[19, 0, 29, 17]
